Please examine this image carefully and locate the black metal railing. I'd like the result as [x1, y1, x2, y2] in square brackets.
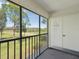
[0, 33, 48, 59]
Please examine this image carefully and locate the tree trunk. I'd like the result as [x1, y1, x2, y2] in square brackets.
[1, 31, 2, 38]
[13, 23, 16, 37]
[0, 30, 3, 39]
[0, 29, 1, 38]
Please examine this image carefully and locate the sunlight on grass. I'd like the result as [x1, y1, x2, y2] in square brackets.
[0, 38, 46, 59]
[1, 41, 20, 59]
[0, 32, 47, 59]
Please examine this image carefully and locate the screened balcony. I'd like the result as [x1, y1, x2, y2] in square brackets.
[0, 0, 79, 59]
[0, 0, 48, 59]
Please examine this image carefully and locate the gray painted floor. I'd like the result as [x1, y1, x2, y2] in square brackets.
[37, 49, 79, 59]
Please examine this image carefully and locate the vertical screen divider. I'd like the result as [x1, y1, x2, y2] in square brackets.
[39, 15, 41, 54]
[20, 6, 22, 59]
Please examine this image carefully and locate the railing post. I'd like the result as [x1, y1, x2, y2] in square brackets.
[20, 6, 22, 59]
[7, 42, 9, 59]
[25, 38, 26, 59]
[14, 40, 16, 59]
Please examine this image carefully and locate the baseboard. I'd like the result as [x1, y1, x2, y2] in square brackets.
[48, 46, 79, 57]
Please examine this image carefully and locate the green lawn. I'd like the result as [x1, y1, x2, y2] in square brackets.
[0, 30, 39, 39]
[0, 29, 47, 39]
[1, 39, 46, 59]
[0, 31, 47, 59]
[1, 40, 35, 59]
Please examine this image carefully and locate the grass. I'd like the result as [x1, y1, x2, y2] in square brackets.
[0, 29, 47, 39]
[0, 30, 39, 39]
[1, 39, 46, 59]
[0, 30, 47, 59]
[1, 40, 34, 59]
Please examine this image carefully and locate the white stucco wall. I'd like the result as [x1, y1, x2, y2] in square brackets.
[49, 15, 63, 47]
[49, 9, 79, 51]
[10, 0, 49, 18]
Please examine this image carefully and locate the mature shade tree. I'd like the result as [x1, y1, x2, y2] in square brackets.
[0, 1, 31, 38]
[0, 0, 7, 38]
[0, 0, 31, 39]
[5, 3, 20, 37]
[6, 3, 31, 37]
[22, 11, 31, 36]
[0, 9, 7, 38]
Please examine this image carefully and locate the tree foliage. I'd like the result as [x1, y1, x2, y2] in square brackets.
[22, 11, 31, 34]
[0, 10, 6, 29]
[0, 1, 31, 37]
[0, 7, 7, 38]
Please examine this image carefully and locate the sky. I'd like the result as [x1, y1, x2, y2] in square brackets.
[0, 0, 47, 28]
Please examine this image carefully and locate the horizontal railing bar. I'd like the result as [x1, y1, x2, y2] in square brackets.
[0, 33, 48, 43]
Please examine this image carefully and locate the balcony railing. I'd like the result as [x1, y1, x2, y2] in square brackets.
[0, 33, 48, 59]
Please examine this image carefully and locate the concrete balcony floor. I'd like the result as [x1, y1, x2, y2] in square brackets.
[37, 47, 79, 59]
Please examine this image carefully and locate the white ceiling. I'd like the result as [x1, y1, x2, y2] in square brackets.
[34, 0, 79, 13]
